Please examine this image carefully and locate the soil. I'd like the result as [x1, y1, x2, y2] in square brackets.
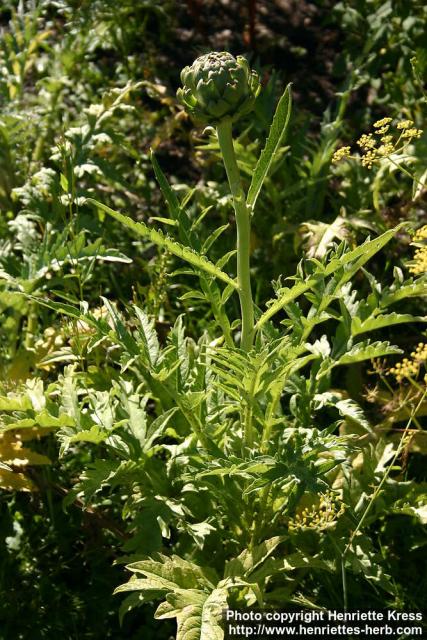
[168, 0, 345, 114]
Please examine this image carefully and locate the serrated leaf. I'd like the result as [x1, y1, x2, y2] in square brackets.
[175, 588, 226, 640]
[133, 306, 160, 366]
[256, 281, 310, 330]
[116, 555, 226, 639]
[126, 554, 217, 591]
[247, 84, 292, 211]
[314, 393, 371, 431]
[324, 224, 406, 282]
[352, 312, 427, 336]
[87, 198, 237, 288]
[256, 225, 404, 330]
[153, 588, 226, 640]
[382, 279, 427, 306]
[114, 577, 172, 594]
[68, 425, 110, 445]
[66, 459, 120, 504]
[337, 341, 402, 364]
[225, 536, 284, 578]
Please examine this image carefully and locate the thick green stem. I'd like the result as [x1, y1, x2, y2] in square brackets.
[25, 300, 39, 350]
[217, 118, 254, 352]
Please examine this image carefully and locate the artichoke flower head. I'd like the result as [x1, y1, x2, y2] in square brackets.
[177, 51, 261, 125]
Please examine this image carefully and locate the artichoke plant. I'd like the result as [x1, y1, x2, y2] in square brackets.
[178, 52, 262, 352]
[177, 51, 260, 125]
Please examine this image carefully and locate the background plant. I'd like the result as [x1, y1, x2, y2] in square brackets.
[0, 2, 426, 639]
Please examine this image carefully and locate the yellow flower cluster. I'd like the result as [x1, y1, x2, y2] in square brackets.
[288, 491, 345, 532]
[357, 133, 378, 168]
[361, 150, 376, 169]
[373, 117, 392, 128]
[332, 116, 423, 169]
[373, 118, 392, 135]
[357, 133, 376, 150]
[410, 246, 427, 275]
[414, 225, 427, 241]
[397, 119, 414, 129]
[409, 225, 427, 275]
[402, 128, 423, 139]
[332, 146, 351, 163]
[388, 343, 427, 383]
[377, 142, 394, 156]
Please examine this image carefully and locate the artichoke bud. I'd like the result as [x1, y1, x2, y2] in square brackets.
[177, 51, 261, 125]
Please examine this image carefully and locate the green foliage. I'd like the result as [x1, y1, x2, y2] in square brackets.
[0, 1, 426, 639]
[247, 84, 292, 212]
[87, 198, 237, 288]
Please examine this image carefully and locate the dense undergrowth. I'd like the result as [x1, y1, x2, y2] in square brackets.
[0, 2, 426, 639]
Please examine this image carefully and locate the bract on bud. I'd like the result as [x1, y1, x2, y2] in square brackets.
[177, 51, 261, 125]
